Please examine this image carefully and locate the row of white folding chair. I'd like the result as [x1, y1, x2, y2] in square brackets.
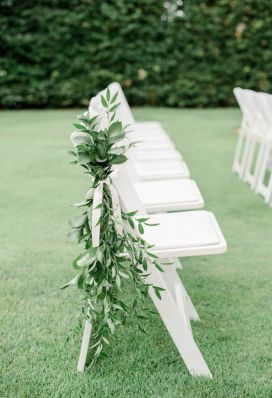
[105, 83, 190, 179]
[93, 83, 193, 187]
[233, 88, 272, 205]
[94, 84, 204, 210]
[82, 85, 227, 376]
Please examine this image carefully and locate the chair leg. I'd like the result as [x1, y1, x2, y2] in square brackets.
[77, 265, 209, 377]
[162, 264, 200, 321]
[147, 263, 212, 378]
[243, 136, 263, 189]
[174, 283, 192, 334]
[184, 287, 201, 321]
[233, 132, 246, 176]
[240, 134, 253, 179]
[172, 258, 183, 270]
[255, 144, 272, 202]
[77, 321, 92, 372]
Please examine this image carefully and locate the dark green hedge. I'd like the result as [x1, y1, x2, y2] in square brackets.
[1, 0, 272, 108]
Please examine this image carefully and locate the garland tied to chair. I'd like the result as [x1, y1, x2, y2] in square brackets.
[63, 88, 164, 367]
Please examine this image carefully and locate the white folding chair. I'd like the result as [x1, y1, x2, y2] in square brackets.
[114, 166, 227, 376]
[77, 167, 227, 376]
[242, 90, 268, 189]
[107, 82, 167, 136]
[255, 93, 272, 203]
[92, 84, 186, 163]
[233, 88, 257, 178]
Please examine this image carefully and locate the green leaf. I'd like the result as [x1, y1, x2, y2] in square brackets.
[110, 111, 116, 122]
[153, 286, 165, 300]
[119, 271, 129, 279]
[106, 87, 110, 102]
[128, 217, 134, 229]
[110, 91, 118, 104]
[71, 133, 92, 146]
[116, 274, 121, 288]
[77, 252, 96, 267]
[101, 95, 107, 108]
[69, 214, 86, 228]
[66, 150, 76, 156]
[146, 251, 158, 259]
[67, 228, 82, 243]
[77, 151, 90, 165]
[85, 188, 94, 200]
[154, 288, 161, 299]
[72, 200, 89, 208]
[108, 132, 126, 145]
[110, 154, 127, 165]
[154, 261, 164, 272]
[107, 318, 115, 334]
[109, 102, 120, 112]
[73, 123, 89, 132]
[142, 259, 148, 271]
[138, 223, 144, 234]
[126, 210, 138, 217]
[137, 218, 149, 223]
[61, 272, 82, 289]
[108, 121, 122, 135]
[108, 146, 126, 155]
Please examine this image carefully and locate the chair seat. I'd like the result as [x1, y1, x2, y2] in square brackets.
[142, 211, 227, 258]
[135, 138, 174, 151]
[134, 159, 190, 180]
[134, 179, 203, 211]
[135, 121, 162, 130]
[133, 148, 182, 161]
[130, 129, 168, 141]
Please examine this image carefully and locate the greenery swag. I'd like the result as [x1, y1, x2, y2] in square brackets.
[63, 88, 164, 367]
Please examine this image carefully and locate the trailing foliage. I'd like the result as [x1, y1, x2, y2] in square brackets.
[63, 89, 164, 367]
[1, 0, 272, 108]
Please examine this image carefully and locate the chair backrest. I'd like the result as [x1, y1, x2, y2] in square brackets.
[108, 82, 135, 126]
[258, 93, 271, 123]
[249, 90, 268, 135]
[113, 165, 147, 216]
[233, 87, 252, 130]
[89, 84, 143, 182]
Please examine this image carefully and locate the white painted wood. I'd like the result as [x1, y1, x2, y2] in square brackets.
[243, 136, 265, 189]
[174, 283, 193, 334]
[147, 262, 212, 377]
[162, 264, 200, 322]
[173, 258, 183, 270]
[116, 167, 227, 259]
[233, 88, 272, 205]
[133, 179, 204, 212]
[133, 148, 182, 162]
[77, 321, 92, 373]
[255, 143, 272, 203]
[130, 158, 191, 181]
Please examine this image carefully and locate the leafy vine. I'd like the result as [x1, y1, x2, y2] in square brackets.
[63, 88, 164, 367]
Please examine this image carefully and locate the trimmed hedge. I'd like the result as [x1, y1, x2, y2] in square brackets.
[1, 0, 272, 108]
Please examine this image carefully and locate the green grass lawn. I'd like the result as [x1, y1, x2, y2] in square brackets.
[1, 108, 272, 398]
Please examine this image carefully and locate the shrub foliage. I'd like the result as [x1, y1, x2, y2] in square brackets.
[1, 0, 272, 108]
